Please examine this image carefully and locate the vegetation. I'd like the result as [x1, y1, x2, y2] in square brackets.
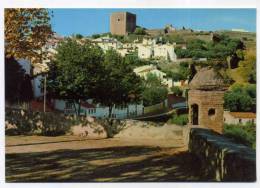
[5, 8, 53, 64]
[175, 35, 244, 63]
[171, 86, 183, 96]
[5, 57, 33, 104]
[169, 114, 188, 126]
[94, 49, 143, 118]
[224, 83, 256, 112]
[142, 73, 168, 106]
[124, 52, 150, 68]
[224, 123, 256, 149]
[134, 27, 147, 35]
[46, 38, 104, 115]
[47, 42, 143, 118]
[163, 61, 191, 81]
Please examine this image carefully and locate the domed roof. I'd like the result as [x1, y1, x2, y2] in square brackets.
[189, 68, 227, 90]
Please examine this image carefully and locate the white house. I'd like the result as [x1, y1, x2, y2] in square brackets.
[153, 44, 177, 61]
[92, 36, 122, 52]
[53, 99, 144, 119]
[133, 65, 165, 79]
[137, 45, 153, 59]
[224, 111, 256, 125]
[133, 64, 173, 88]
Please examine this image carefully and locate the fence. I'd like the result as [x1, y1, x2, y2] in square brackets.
[143, 99, 168, 114]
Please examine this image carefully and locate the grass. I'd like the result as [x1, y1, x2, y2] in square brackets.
[168, 114, 188, 126]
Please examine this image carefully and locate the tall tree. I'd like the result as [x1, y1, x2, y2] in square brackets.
[142, 73, 168, 106]
[5, 8, 53, 64]
[46, 38, 104, 115]
[5, 57, 25, 104]
[93, 49, 143, 118]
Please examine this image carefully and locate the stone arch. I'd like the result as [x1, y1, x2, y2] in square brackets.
[191, 103, 199, 125]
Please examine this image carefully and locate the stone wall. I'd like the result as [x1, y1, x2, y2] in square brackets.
[189, 128, 256, 181]
[5, 108, 106, 138]
[188, 90, 224, 133]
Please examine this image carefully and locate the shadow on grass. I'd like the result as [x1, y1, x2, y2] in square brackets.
[6, 146, 206, 182]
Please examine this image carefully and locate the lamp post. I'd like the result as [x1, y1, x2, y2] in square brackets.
[43, 75, 47, 113]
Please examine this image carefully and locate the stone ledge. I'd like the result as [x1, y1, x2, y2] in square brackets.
[189, 128, 256, 181]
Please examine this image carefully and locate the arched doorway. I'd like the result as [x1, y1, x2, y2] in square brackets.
[191, 104, 199, 125]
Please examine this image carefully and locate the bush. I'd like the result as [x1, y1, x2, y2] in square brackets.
[169, 114, 188, 126]
[223, 123, 256, 149]
[171, 86, 183, 96]
[5, 108, 71, 136]
[134, 27, 146, 35]
[99, 119, 126, 138]
[224, 83, 256, 112]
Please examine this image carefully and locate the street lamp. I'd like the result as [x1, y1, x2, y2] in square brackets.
[43, 75, 47, 113]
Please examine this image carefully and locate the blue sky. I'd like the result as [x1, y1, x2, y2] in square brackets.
[49, 9, 256, 36]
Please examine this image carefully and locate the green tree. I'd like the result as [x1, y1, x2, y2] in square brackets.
[92, 34, 101, 39]
[94, 49, 143, 118]
[134, 27, 147, 35]
[46, 38, 104, 115]
[142, 73, 168, 106]
[74, 33, 83, 39]
[224, 83, 255, 112]
[171, 86, 183, 96]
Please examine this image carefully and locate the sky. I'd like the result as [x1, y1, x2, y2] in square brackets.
[49, 9, 256, 37]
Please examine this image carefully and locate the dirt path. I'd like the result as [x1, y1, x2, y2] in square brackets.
[6, 135, 204, 182]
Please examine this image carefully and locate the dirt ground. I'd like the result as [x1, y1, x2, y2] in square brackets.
[6, 135, 205, 182]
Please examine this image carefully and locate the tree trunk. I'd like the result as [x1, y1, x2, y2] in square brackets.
[77, 99, 81, 116]
[108, 105, 113, 119]
[72, 101, 78, 116]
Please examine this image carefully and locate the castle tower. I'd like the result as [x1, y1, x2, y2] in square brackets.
[110, 12, 136, 36]
[188, 68, 227, 133]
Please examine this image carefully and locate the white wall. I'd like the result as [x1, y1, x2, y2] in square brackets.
[223, 111, 256, 125]
[53, 99, 144, 119]
[138, 45, 153, 59]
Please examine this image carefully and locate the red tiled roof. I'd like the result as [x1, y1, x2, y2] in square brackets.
[229, 112, 256, 119]
[80, 101, 96, 109]
[30, 100, 53, 112]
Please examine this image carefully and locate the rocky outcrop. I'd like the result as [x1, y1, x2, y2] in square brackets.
[189, 128, 256, 181]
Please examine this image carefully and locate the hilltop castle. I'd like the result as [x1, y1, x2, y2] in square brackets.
[110, 12, 136, 36]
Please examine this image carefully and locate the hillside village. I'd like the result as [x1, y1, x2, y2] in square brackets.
[6, 11, 256, 122]
[4, 9, 257, 182]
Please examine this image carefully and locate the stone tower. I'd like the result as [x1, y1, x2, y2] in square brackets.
[188, 68, 227, 133]
[110, 12, 136, 36]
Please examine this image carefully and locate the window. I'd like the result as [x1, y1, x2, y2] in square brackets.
[208, 108, 215, 116]
[117, 18, 120, 22]
[208, 108, 216, 120]
[239, 119, 242, 123]
[65, 102, 73, 109]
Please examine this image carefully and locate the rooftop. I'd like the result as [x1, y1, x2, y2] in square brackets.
[229, 112, 256, 119]
[189, 67, 227, 91]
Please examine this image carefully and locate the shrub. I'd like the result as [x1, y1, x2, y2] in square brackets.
[169, 114, 188, 126]
[223, 123, 256, 149]
[171, 86, 183, 96]
[5, 108, 71, 136]
[99, 119, 126, 138]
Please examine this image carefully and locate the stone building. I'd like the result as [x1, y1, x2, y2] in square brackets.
[110, 12, 136, 35]
[188, 68, 227, 133]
